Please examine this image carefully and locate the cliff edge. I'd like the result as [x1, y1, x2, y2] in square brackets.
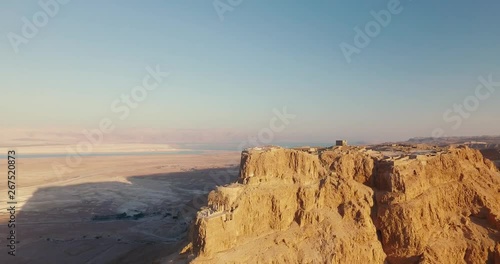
[179, 145, 500, 264]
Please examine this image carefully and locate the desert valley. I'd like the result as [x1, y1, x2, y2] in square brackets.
[0, 150, 240, 263]
[2, 2, 499, 263]
[0, 136, 499, 263]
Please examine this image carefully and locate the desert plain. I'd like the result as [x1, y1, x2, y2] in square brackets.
[0, 150, 240, 264]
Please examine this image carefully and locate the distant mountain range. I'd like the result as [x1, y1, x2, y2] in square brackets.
[404, 135, 500, 169]
[406, 135, 500, 146]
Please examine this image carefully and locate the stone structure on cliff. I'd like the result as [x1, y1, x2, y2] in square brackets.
[177, 145, 500, 264]
[336, 140, 347, 146]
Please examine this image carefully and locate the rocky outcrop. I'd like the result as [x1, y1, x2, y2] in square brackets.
[479, 149, 500, 170]
[374, 147, 499, 263]
[182, 146, 500, 264]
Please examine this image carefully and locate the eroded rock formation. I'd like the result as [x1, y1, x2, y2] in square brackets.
[181, 145, 500, 264]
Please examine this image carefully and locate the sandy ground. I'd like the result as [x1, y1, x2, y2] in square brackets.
[0, 151, 240, 264]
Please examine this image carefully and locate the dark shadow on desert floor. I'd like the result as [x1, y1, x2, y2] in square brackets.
[0, 166, 239, 264]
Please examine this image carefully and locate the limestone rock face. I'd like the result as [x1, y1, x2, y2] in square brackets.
[185, 146, 500, 264]
[374, 147, 500, 264]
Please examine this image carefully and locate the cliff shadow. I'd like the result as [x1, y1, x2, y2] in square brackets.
[0, 166, 239, 264]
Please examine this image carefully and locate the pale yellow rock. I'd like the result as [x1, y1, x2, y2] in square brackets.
[184, 146, 500, 264]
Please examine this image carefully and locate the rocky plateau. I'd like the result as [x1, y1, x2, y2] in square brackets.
[170, 145, 500, 264]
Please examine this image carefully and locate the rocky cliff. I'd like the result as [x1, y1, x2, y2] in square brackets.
[180, 146, 500, 264]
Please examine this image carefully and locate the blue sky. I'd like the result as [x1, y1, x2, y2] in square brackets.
[1, 0, 499, 143]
